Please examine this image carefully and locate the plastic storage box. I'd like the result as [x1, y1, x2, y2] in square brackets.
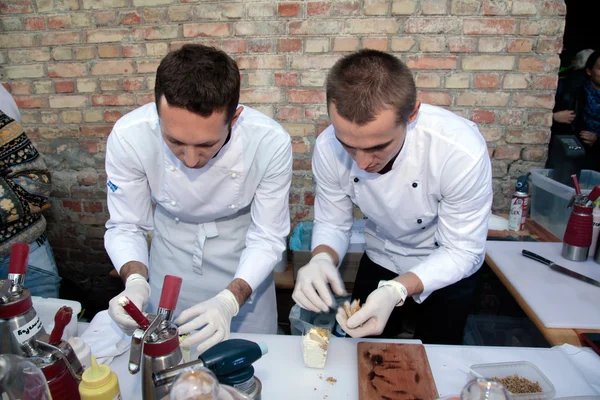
[530, 169, 600, 240]
[470, 361, 555, 400]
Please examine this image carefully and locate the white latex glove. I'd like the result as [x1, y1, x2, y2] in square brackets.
[175, 289, 239, 354]
[108, 273, 151, 336]
[292, 252, 347, 313]
[336, 281, 407, 338]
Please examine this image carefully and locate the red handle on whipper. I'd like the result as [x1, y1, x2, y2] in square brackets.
[49, 306, 72, 345]
[8, 243, 30, 275]
[564, 204, 594, 247]
[159, 275, 182, 311]
[119, 297, 150, 330]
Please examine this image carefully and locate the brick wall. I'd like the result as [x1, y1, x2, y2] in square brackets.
[1, 1, 565, 287]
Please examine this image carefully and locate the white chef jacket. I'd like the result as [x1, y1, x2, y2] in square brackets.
[312, 104, 493, 302]
[104, 103, 292, 292]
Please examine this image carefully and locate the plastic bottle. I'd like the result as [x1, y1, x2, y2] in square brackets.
[79, 355, 122, 400]
[68, 337, 92, 371]
[589, 203, 600, 258]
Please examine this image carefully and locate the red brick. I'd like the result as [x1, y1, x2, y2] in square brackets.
[91, 94, 135, 106]
[122, 44, 144, 58]
[307, 2, 331, 15]
[289, 192, 300, 204]
[500, 110, 524, 126]
[10, 82, 33, 95]
[136, 92, 155, 106]
[14, 96, 48, 109]
[495, 145, 521, 160]
[293, 158, 312, 170]
[288, 89, 326, 104]
[472, 109, 496, 124]
[123, 78, 144, 91]
[505, 129, 550, 144]
[278, 3, 300, 17]
[98, 45, 120, 58]
[80, 140, 99, 153]
[362, 38, 388, 51]
[474, 73, 499, 88]
[278, 39, 302, 53]
[463, 18, 516, 35]
[183, 23, 231, 38]
[304, 192, 315, 205]
[518, 57, 560, 73]
[482, 0, 510, 15]
[417, 91, 452, 106]
[1, 83, 9, 92]
[275, 73, 298, 87]
[317, 119, 330, 135]
[508, 38, 534, 53]
[63, 200, 81, 212]
[512, 94, 554, 109]
[55, 80, 75, 93]
[0, 1, 35, 13]
[448, 37, 476, 52]
[119, 11, 141, 25]
[41, 31, 81, 46]
[136, 26, 178, 41]
[24, 17, 46, 30]
[47, 14, 71, 29]
[248, 39, 273, 53]
[94, 11, 117, 26]
[81, 125, 112, 137]
[532, 75, 558, 90]
[522, 146, 547, 161]
[104, 110, 122, 123]
[221, 39, 246, 54]
[335, 2, 360, 15]
[292, 138, 309, 153]
[84, 202, 103, 213]
[278, 106, 303, 120]
[541, 0, 566, 16]
[406, 56, 457, 70]
[91, 60, 134, 75]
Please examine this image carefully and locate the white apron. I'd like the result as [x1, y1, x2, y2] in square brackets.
[147, 203, 278, 334]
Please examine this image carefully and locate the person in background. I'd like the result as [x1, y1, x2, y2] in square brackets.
[292, 50, 492, 344]
[0, 104, 60, 298]
[105, 45, 292, 354]
[547, 50, 600, 171]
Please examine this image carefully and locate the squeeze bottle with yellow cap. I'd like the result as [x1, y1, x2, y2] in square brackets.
[79, 355, 122, 400]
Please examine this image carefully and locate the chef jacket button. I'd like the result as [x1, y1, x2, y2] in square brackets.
[230, 204, 236, 209]
[231, 172, 237, 178]
[412, 182, 418, 188]
[417, 218, 422, 224]
[175, 217, 180, 222]
[169, 166, 175, 172]
[435, 241, 439, 247]
[354, 177, 359, 183]
[171, 201, 176, 206]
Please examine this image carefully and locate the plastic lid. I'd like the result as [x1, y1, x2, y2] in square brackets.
[258, 342, 268, 356]
[81, 355, 111, 388]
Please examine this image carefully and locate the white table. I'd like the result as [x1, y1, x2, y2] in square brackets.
[103, 333, 600, 399]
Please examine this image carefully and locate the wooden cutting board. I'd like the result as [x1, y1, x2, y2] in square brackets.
[357, 342, 439, 400]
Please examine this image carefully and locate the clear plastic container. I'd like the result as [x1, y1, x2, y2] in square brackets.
[530, 169, 600, 240]
[469, 361, 555, 400]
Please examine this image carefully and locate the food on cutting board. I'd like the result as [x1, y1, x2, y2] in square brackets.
[492, 374, 542, 393]
[343, 299, 361, 318]
[302, 327, 330, 369]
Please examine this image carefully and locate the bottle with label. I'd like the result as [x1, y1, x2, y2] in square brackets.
[79, 355, 122, 400]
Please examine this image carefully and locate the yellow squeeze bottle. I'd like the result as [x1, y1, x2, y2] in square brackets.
[79, 355, 122, 400]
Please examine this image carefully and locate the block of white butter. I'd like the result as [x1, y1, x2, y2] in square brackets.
[302, 327, 330, 369]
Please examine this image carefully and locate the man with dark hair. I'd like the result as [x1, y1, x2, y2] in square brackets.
[292, 50, 493, 344]
[105, 45, 292, 353]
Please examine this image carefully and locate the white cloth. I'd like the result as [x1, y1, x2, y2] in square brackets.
[80, 311, 130, 365]
[104, 103, 291, 332]
[312, 104, 493, 302]
[0, 85, 21, 123]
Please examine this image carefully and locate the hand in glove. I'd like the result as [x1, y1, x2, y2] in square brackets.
[175, 289, 239, 354]
[336, 281, 407, 338]
[108, 273, 151, 335]
[292, 252, 347, 313]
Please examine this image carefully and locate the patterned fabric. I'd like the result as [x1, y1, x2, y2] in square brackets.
[583, 79, 600, 135]
[0, 111, 51, 257]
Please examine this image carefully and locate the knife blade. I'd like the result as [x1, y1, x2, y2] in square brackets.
[522, 250, 600, 288]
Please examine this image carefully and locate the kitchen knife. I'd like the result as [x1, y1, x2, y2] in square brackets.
[522, 250, 600, 288]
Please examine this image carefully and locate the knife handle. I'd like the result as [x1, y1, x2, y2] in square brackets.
[522, 250, 554, 266]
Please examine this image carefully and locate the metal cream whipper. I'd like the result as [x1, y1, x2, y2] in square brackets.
[125, 274, 183, 400]
[0, 243, 46, 356]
